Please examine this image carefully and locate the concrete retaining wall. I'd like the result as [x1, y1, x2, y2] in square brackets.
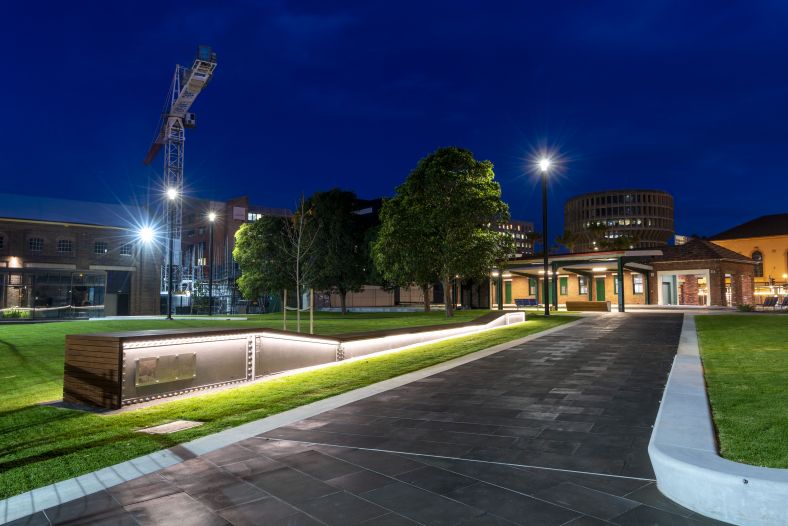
[648, 314, 788, 526]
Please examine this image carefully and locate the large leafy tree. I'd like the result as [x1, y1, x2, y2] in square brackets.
[234, 215, 291, 301]
[308, 189, 367, 314]
[373, 147, 512, 317]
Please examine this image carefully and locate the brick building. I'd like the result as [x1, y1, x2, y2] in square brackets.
[493, 239, 755, 309]
[709, 213, 788, 303]
[0, 194, 160, 318]
[178, 195, 291, 312]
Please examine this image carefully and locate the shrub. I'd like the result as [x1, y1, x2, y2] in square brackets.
[737, 304, 755, 312]
[2, 308, 30, 319]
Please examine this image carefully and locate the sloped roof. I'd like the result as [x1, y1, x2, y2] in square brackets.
[0, 193, 148, 229]
[655, 239, 753, 263]
[709, 213, 788, 240]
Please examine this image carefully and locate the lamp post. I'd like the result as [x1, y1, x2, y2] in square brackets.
[539, 158, 551, 316]
[208, 211, 216, 316]
[138, 226, 155, 315]
[166, 187, 178, 320]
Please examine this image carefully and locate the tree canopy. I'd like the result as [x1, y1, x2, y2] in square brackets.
[307, 189, 368, 313]
[373, 146, 512, 316]
[234, 215, 292, 301]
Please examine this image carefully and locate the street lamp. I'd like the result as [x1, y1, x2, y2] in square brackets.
[166, 187, 178, 320]
[138, 226, 155, 244]
[208, 211, 216, 316]
[539, 157, 551, 316]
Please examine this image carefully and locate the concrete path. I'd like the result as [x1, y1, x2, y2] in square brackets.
[9, 314, 730, 525]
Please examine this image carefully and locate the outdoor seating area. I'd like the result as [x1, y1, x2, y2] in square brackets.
[758, 296, 788, 310]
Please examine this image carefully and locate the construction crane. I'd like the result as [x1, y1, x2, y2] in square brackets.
[144, 45, 217, 295]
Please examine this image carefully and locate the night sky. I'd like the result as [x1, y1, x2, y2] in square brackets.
[2, 1, 787, 238]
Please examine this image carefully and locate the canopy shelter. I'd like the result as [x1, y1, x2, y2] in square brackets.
[493, 249, 662, 312]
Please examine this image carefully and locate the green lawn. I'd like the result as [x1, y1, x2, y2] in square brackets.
[0, 311, 575, 499]
[0, 310, 485, 412]
[696, 314, 788, 468]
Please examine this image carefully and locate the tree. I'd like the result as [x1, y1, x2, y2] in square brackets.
[307, 189, 367, 314]
[282, 196, 320, 332]
[234, 215, 292, 301]
[373, 147, 511, 317]
[556, 229, 579, 253]
[373, 195, 437, 312]
[233, 199, 319, 333]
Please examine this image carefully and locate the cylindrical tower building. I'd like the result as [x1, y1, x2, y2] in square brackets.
[564, 189, 674, 252]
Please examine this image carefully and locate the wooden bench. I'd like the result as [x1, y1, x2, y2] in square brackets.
[565, 301, 611, 312]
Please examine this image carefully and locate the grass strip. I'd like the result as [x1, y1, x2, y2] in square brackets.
[0, 310, 486, 412]
[0, 313, 575, 499]
[696, 314, 788, 468]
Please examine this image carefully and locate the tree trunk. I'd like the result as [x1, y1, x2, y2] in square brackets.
[339, 290, 347, 315]
[444, 276, 454, 318]
[422, 284, 431, 312]
[296, 284, 301, 333]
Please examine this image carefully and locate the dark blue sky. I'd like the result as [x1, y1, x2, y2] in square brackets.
[2, 1, 787, 237]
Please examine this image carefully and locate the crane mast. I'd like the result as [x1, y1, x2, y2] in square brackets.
[144, 45, 217, 296]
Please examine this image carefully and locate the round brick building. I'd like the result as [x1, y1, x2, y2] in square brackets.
[564, 189, 674, 252]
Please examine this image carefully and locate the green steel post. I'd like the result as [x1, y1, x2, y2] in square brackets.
[497, 271, 503, 311]
[617, 257, 625, 313]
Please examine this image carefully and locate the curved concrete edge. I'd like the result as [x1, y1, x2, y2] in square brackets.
[0, 316, 586, 525]
[648, 314, 788, 526]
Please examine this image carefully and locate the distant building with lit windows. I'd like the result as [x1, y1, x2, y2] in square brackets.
[495, 219, 535, 257]
[564, 189, 674, 252]
[0, 193, 159, 317]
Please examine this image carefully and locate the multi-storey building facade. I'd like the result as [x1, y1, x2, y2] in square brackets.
[495, 219, 535, 257]
[178, 195, 291, 312]
[0, 194, 159, 317]
[564, 189, 674, 252]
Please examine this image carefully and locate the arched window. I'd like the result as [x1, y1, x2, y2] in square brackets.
[752, 250, 763, 277]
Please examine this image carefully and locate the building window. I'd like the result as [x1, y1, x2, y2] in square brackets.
[29, 237, 44, 253]
[614, 274, 620, 294]
[578, 277, 588, 294]
[559, 277, 568, 295]
[120, 243, 133, 256]
[94, 241, 108, 255]
[633, 274, 644, 294]
[0, 235, 4, 250]
[528, 278, 536, 295]
[57, 239, 73, 254]
[752, 251, 763, 277]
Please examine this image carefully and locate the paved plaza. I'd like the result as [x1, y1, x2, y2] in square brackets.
[9, 314, 731, 525]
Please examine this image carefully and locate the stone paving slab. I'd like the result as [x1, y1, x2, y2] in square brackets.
[5, 314, 733, 525]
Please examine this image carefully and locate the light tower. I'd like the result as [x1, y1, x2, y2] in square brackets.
[144, 45, 217, 296]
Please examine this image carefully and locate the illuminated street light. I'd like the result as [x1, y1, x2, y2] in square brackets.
[208, 211, 216, 315]
[138, 226, 155, 244]
[540, 157, 552, 315]
[167, 187, 178, 200]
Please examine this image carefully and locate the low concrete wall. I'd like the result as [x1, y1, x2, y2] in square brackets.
[648, 314, 788, 526]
